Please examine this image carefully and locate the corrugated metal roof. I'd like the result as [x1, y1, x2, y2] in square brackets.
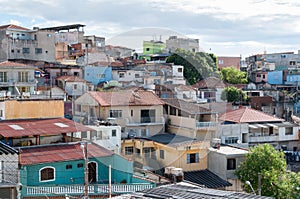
[0, 142, 18, 155]
[19, 142, 113, 165]
[0, 118, 92, 137]
[184, 169, 232, 188]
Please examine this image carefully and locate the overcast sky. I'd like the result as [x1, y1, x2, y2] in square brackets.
[1, 0, 300, 58]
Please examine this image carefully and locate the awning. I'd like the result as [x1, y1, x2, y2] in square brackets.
[248, 124, 258, 129]
[265, 123, 278, 128]
[256, 124, 268, 128]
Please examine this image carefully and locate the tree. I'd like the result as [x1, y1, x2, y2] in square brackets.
[166, 49, 219, 85]
[220, 67, 248, 84]
[235, 144, 300, 198]
[221, 86, 246, 103]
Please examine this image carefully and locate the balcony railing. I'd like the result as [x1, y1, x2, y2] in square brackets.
[196, 122, 217, 129]
[24, 183, 155, 197]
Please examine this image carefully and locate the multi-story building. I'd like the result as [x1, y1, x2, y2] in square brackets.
[217, 56, 241, 71]
[0, 61, 37, 97]
[0, 24, 56, 63]
[74, 90, 165, 137]
[166, 35, 199, 53]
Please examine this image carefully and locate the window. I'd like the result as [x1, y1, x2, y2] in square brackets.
[112, 129, 117, 137]
[0, 110, 3, 117]
[40, 167, 55, 182]
[97, 74, 105, 78]
[285, 127, 293, 135]
[141, 129, 148, 137]
[187, 153, 199, 164]
[77, 163, 84, 168]
[35, 48, 42, 54]
[11, 49, 14, 53]
[109, 110, 122, 118]
[0, 72, 7, 82]
[141, 109, 155, 123]
[81, 132, 87, 138]
[135, 74, 140, 78]
[18, 72, 29, 82]
[218, 59, 224, 64]
[66, 165, 72, 169]
[22, 48, 30, 54]
[225, 137, 239, 144]
[73, 84, 77, 89]
[290, 61, 296, 65]
[227, 158, 236, 170]
[160, 150, 165, 159]
[125, 146, 134, 155]
[119, 73, 125, 78]
[178, 68, 183, 73]
[77, 104, 81, 112]
[146, 48, 150, 51]
[131, 110, 133, 117]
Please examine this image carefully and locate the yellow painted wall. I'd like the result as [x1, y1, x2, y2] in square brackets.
[5, 100, 64, 119]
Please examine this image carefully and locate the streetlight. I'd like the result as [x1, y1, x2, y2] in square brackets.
[245, 181, 256, 195]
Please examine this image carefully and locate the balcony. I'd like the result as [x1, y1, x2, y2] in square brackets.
[196, 122, 217, 129]
[125, 117, 165, 127]
[24, 183, 155, 197]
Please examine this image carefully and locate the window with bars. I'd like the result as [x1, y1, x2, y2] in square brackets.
[18, 72, 29, 82]
[109, 110, 122, 118]
[125, 146, 134, 155]
[0, 72, 7, 82]
[40, 167, 55, 182]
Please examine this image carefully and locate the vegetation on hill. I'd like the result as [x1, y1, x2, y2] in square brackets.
[166, 49, 219, 85]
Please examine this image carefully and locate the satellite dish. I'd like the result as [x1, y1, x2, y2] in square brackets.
[237, 140, 242, 144]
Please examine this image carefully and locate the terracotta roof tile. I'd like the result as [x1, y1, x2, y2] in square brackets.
[19, 142, 113, 165]
[193, 77, 226, 89]
[162, 98, 212, 114]
[88, 90, 164, 106]
[56, 75, 87, 82]
[0, 118, 92, 137]
[0, 24, 29, 30]
[218, 106, 284, 123]
[0, 61, 34, 67]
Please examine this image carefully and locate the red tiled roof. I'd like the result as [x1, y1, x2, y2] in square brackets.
[19, 142, 113, 165]
[88, 91, 164, 106]
[193, 77, 226, 89]
[56, 75, 86, 82]
[0, 118, 92, 137]
[0, 24, 29, 30]
[218, 106, 284, 123]
[0, 61, 34, 67]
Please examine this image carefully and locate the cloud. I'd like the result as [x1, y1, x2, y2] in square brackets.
[0, 0, 300, 56]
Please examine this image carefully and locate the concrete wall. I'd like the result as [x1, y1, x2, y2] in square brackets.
[4, 99, 64, 119]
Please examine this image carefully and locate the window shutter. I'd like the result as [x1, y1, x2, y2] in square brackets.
[186, 154, 190, 164]
[196, 153, 199, 163]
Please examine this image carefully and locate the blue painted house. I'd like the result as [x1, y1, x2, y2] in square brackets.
[19, 142, 155, 198]
[84, 66, 112, 86]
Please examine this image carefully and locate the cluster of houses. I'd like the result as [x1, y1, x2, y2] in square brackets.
[0, 23, 298, 199]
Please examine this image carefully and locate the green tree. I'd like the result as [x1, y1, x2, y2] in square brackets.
[220, 67, 248, 84]
[235, 144, 300, 198]
[166, 49, 219, 85]
[221, 86, 246, 103]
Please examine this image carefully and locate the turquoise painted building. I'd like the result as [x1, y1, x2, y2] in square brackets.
[84, 65, 112, 86]
[19, 142, 155, 198]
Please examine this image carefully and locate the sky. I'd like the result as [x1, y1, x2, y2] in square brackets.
[1, 0, 300, 59]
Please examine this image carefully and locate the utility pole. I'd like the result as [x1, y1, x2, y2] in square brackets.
[81, 141, 89, 199]
[258, 173, 261, 195]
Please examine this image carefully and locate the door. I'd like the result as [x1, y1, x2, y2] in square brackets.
[88, 162, 97, 183]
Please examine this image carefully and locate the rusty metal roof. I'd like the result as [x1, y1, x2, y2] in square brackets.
[19, 142, 113, 165]
[0, 118, 92, 138]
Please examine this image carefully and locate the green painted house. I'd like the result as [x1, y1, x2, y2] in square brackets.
[141, 40, 166, 61]
[19, 142, 155, 198]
